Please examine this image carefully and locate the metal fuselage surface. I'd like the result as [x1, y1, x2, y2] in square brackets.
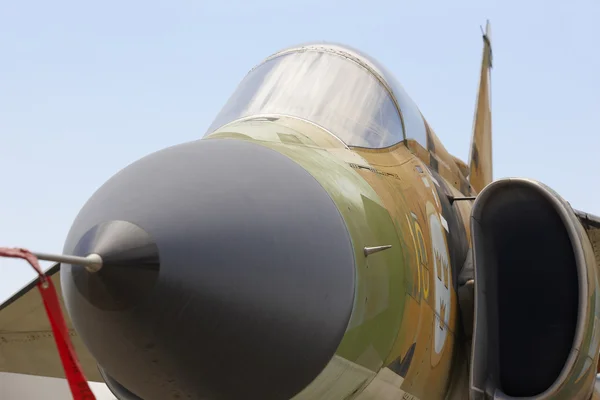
[205, 113, 473, 400]
[194, 42, 476, 399]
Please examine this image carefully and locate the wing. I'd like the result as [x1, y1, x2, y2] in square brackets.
[575, 209, 600, 268]
[574, 210, 600, 377]
[0, 263, 102, 382]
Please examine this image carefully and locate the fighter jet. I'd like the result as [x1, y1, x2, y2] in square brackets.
[2, 21, 600, 400]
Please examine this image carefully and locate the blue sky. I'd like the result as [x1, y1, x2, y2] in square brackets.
[0, 0, 598, 398]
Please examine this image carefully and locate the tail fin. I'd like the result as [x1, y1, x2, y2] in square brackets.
[468, 21, 493, 193]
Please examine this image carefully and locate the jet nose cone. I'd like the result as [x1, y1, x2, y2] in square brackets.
[71, 220, 160, 311]
[61, 139, 356, 400]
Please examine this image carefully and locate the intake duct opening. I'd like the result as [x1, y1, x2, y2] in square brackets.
[470, 179, 582, 399]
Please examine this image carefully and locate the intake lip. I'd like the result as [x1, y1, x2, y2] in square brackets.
[61, 138, 356, 400]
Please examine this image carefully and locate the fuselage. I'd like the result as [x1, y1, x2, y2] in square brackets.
[205, 114, 473, 400]
[200, 42, 476, 399]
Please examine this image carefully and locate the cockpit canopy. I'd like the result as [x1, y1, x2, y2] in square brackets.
[205, 43, 428, 149]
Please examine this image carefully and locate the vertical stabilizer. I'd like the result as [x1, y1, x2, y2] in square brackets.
[468, 21, 493, 193]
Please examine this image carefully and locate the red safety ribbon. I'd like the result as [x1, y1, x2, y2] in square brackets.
[0, 247, 96, 400]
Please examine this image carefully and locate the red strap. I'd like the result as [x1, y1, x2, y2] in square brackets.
[0, 247, 96, 400]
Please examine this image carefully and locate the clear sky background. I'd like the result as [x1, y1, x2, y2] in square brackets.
[0, 0, 598, 398]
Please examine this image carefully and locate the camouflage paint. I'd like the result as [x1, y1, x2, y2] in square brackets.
[468, 21, 493, 194]
[207, 115, 468, 399]
[208, 108, 600, 400]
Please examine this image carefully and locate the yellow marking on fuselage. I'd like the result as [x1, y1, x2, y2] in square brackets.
[354, 143, 466, 399]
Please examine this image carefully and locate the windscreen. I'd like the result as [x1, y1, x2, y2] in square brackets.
[205, 49, 405, 149]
